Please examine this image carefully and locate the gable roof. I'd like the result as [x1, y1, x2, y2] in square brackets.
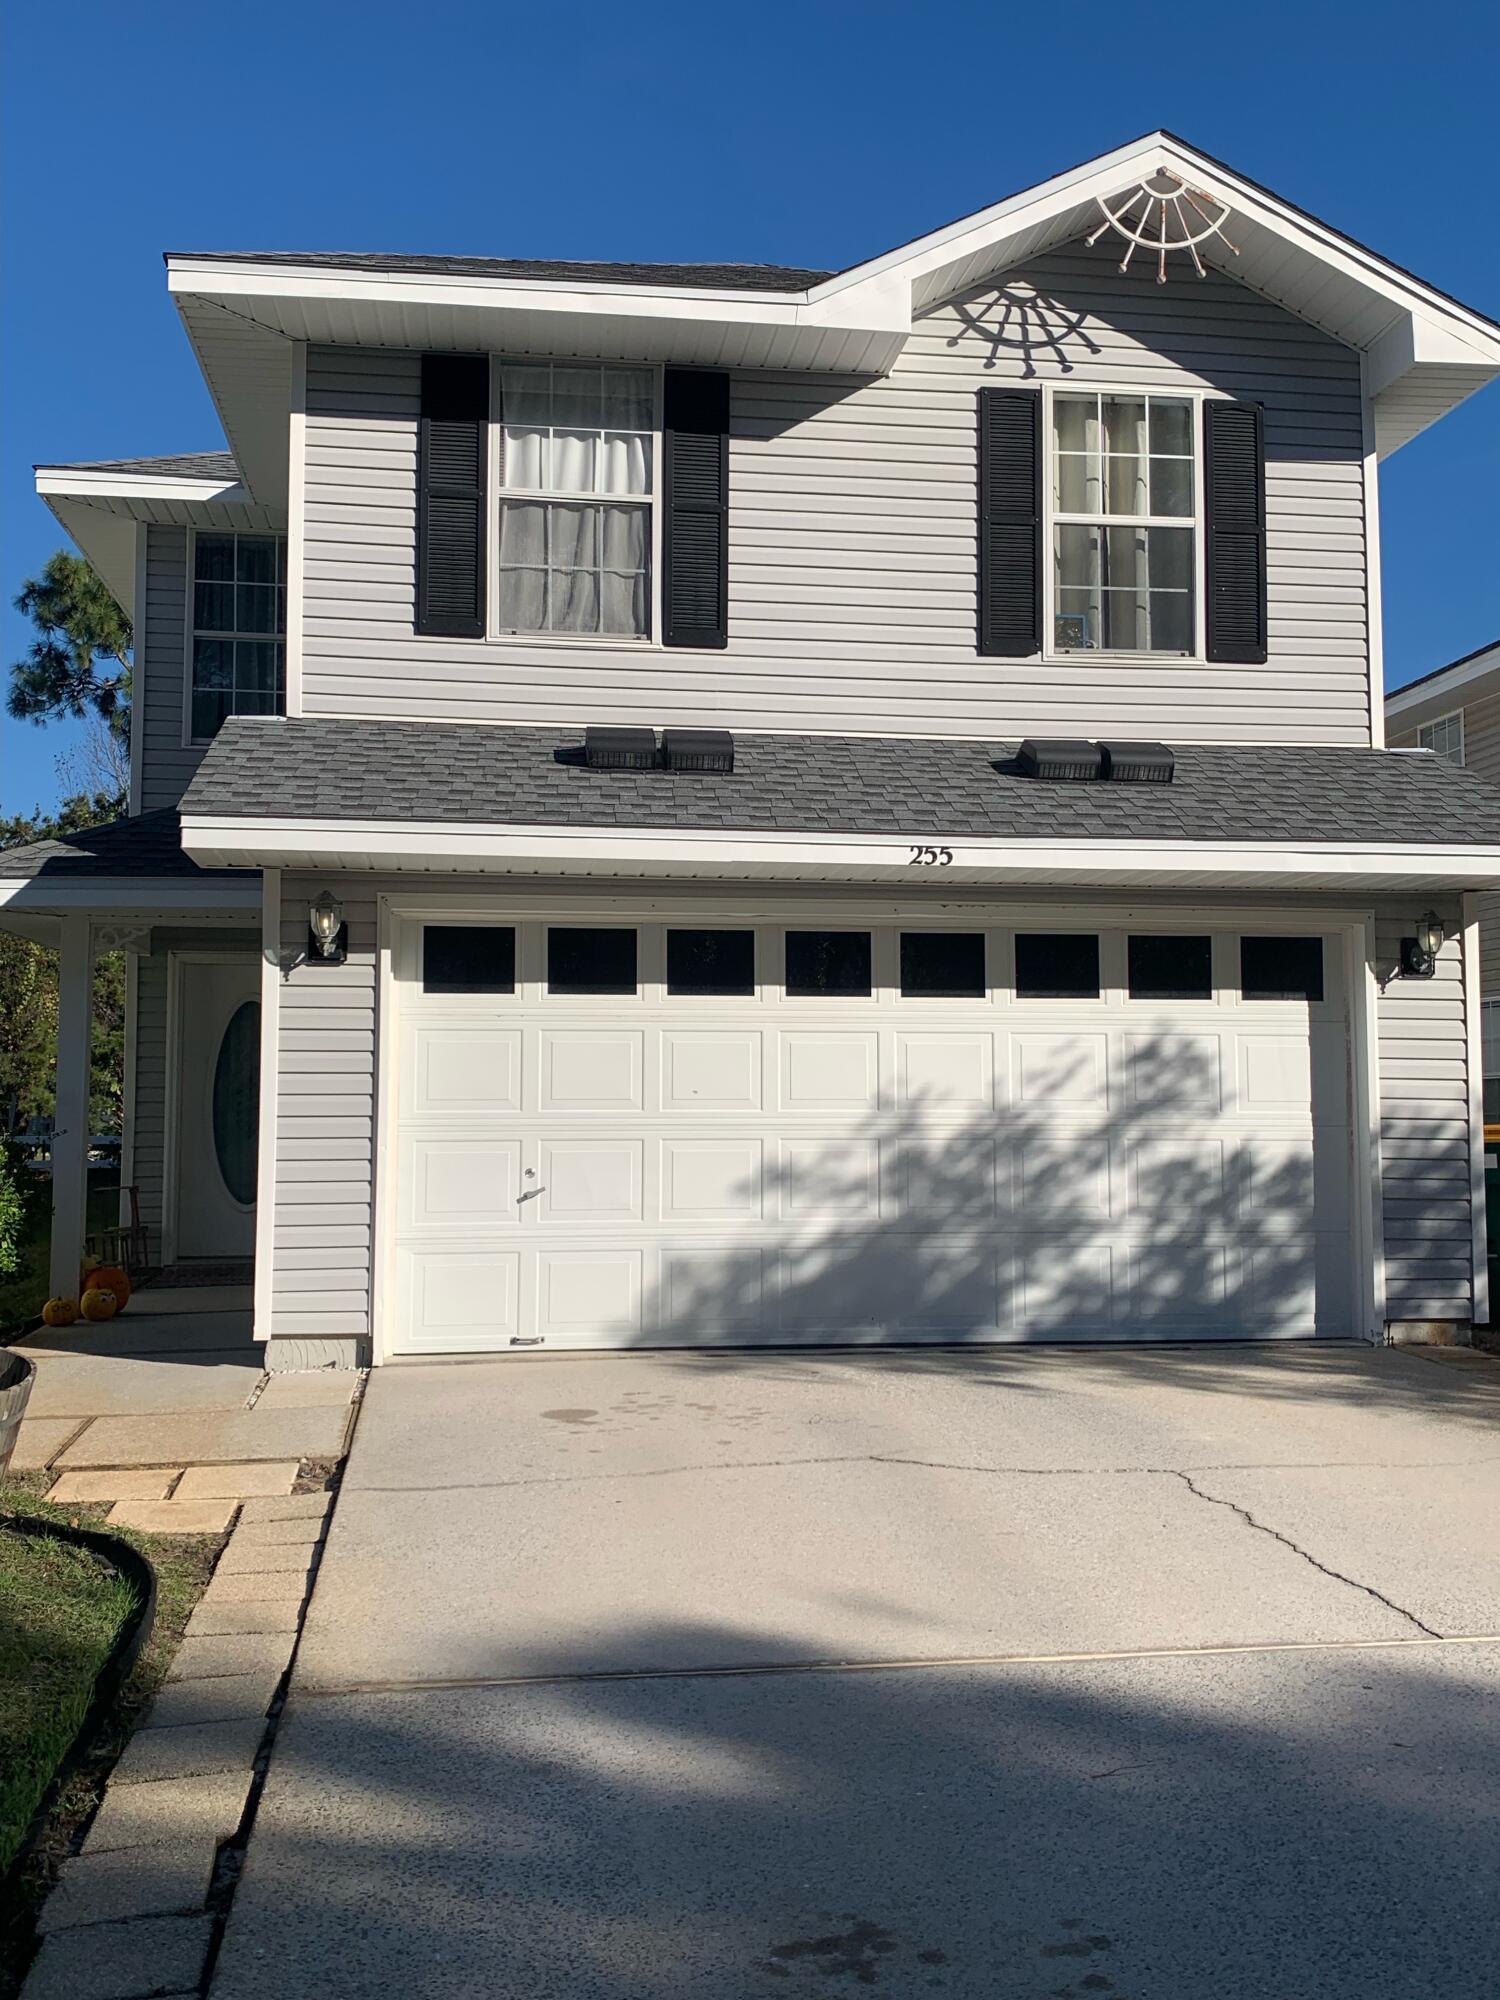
[36, 451, 239, 482]
[167, 253, 834, 292]
[1387, 640, 1500, 728]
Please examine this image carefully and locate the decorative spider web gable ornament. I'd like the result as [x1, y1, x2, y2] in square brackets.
[1086, 168, 1238, 283]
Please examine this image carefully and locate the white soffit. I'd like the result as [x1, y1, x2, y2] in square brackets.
[167, 130, 1500, 501]
[38, 485, 286, 617]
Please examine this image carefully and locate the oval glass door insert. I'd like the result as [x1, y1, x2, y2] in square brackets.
[212, 1000, 260, 1206]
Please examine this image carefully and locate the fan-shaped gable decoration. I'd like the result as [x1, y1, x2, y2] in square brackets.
[1087, 167, 1239, 283]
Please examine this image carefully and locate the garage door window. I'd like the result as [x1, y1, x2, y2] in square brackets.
[1015, 933, 1100, 1000]
[900, 932, 986, 999]
[422, 926, 516, 995]
[1241, 935, 1324, 1002]
[667, 929, 755, 996]
[548, 927, 638, 995]
[786, 931, 872, 997]
[1128, 933, 1211, 1000]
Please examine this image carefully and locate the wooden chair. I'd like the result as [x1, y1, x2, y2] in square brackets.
[86, 1185, 151, 1275]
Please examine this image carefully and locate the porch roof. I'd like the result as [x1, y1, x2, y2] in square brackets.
[0, 810, 259, 942]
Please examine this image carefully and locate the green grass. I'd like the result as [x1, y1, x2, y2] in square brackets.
[0, 1478, 226, 1996]
[0, 1520, 136, 1876]
[0, 1174, 122, 1336]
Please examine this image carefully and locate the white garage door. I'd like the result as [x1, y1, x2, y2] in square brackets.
[389, 910, 1355, 1354]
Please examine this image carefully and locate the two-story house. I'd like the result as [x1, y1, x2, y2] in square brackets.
[1386, 640, 1500, 1113]
[8, 132, 1500, 1368]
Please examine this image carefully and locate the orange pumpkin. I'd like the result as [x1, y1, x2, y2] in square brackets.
[42, 1296, 80, 1328]
[79, 1287, 119, 1322]
[87, 1264, 132, 1308]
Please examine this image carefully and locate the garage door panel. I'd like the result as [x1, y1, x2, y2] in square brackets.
[538, 1250, 642, 1339]
[896, 1139, 999, 1220]
[661, 1140, 764, 1221]
[401, 1249, 520, 1350]
[1125, 1139, 1226, 1218]
[1012, 1032, 1109, 1108]
[1020, 1241, 1114, 1330]
[662, 1031, 763, 1111]
[1238, 1035, 1312, 1113]
[402, 1139, 521, 1230]
[540, 1031, 643, 1110]
[1017, 1141, 1111, 1220]
[1239, 1138, 1315, 1220]
[538, 1140, 643, 1222]
[1125, 1034, 1222, 1116]
[780, 1032, 880, 1111]
[1246, 1240, 1319, 1334]
[895, 1033, 995, 1109]
[659, 1247, 766, 1333]
[1128, 1243, 1232, 1325]
[780, 1137, 881, 1219]
[405, 1027, 521, 1116]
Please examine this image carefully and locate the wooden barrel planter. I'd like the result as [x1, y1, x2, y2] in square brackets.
[0, 1351, 35, 1479]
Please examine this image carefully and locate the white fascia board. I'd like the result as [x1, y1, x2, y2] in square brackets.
[36, 467, 247, 504]
[0, 878, 262, 915]
[1386, 645, 1500, 724]
[179, 815, 1500, 890]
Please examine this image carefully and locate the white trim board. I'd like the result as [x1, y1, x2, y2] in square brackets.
[1387, 643, 1500, 725]
[253, 868, 281, 1344]
[1464, 893, 1490, 1327]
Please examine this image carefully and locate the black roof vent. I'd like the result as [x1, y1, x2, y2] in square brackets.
[1017, 738, 1104, 782]
[662, 728, 734, 774]
[584, 726, 658, 771]
[1100, 740, 1175, 784]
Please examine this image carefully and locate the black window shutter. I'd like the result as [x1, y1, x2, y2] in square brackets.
[662, 368, 729, 649]
[977, 388, 1042, 658]
[417, 354, 488, 638]
[1204, 399, 1267, 664]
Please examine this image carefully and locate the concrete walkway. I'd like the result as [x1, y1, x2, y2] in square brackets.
[213, 1344, 1500, 1998]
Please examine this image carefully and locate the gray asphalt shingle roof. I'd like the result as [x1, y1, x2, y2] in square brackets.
[36, 451, 239, 480]
[180, 718, 1500, 849]
[167, 252, 832, 293]
[0, 811, 234, 881]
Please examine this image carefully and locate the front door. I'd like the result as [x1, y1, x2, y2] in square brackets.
[174, 957, 259, 1260]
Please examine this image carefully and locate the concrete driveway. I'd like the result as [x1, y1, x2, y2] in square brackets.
[212, 1344, 1500, 1998]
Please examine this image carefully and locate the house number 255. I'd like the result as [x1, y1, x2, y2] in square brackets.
[907, 845, 954, 866]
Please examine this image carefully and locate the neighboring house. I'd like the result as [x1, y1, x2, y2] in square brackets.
[6, 130, 1500, 1367]
[1387, 640, 1500, 1114]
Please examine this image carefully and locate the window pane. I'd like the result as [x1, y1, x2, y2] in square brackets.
[423, 925, 516, 995]
[236, 582, 278, 633]
[192, 688, 229, 740]
[499, 500, 547, 566]
[599, 432, 652, 496]
[503, 426, 546, 488]
[498, 569, 547, 633]
[600, 570, 648, 636]
[193, 638, 234, 689]
[500, 364, 550, 427]
[550, 365, 602, 429]
[1106, 448, 1147, 516]
[551, 430, 596, 493]
[1149, 456, 1193, 517]
[235, 641, 280, 693]
[236, 536, 277, 584]
[1053, 395, 1097, 454]
[195, 580, 234, 632]
[1241, 935, 1324, 1002]
[600, 504, 647, 571]
[667, 929, 755, 996]
[549, 504, 597, 572]
[1150, 399, 1193, 456]
[900, 931, 986, 998]
[1128, 934, 1212, 999]
[195, 533, 235, 582]
[786, 931, 872, 997]
[1056, 523, 1098, 590]
[1149, 589, 1193, 654]
[551, 567, 599, 634]
[1148, 525, 1193, 592]
[603, 367, 654, 431]
[548, 927, 637, 995]
[1103, 397, 1147, 455]
[1055, 453, 1094, 513]
[1015, 933, 1100, 999]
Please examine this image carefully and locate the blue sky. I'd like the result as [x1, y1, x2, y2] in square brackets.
[3, 0, 1497, 814]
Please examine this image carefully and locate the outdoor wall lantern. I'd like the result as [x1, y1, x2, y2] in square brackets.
[308, 891, 348, 965]
[1399, 910, 1446, 979]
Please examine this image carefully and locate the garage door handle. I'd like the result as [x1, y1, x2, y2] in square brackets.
[516, 1186, 546, 1205]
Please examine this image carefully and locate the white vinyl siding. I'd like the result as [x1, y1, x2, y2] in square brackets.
[1375, 904, 1474, 1321]
[299, 240, 1370, 745]
[1391, 691, 1500, 994]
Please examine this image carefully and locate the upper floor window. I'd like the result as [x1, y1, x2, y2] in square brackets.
[496, 363, 654, 639]
[1050, 391, 1196, 657]
[1418, 712, 1464, 766]
[191, 533, 286, 742]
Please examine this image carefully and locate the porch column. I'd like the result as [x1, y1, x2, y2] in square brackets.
[49, 915, 94, 1300]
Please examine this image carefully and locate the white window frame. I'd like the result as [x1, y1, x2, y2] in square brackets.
[182, 526, 288, 748]
[1417, 710, 1465, 766]
[485, 358, 662, 647]
[1041, 380, 1217, 667]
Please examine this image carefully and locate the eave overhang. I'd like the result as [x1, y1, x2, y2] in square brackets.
[179, 815, 1500, 898]
[168, 131, 1500, 503]
[1386, 642, 1500, 730]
